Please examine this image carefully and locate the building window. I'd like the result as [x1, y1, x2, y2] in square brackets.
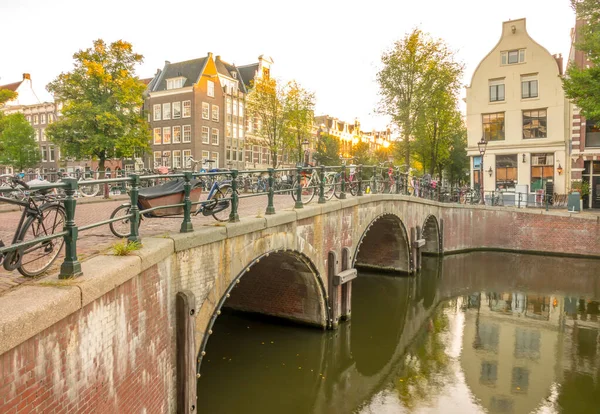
[207, 80, 215, 97]
[226, 124, 232, 137]
[183, 125, 191, 143]
[153, 128, 162, 145]
[239, 102, 244, 118]
[511, 367, 529, 393]
[41, 128, 46, 141]
[41, 147, 47, 162]
[183, 100, 191, 118]
[172, 102, 181, 119]
[489, 83, 505, 102]
[263, 68, 270, 79]
[480, 361, 498, 386]
[163, 127, 171, 144]
[163, 103, 171, 120]
[211, 128, 219, 145]
[173, 126, 181, 143]
[474, 322, 499, 352]
[162, 151, 171, 167]
[49, 146, 55, 162]
[153, 104, 161, 121]
[47, 114, 53, 124]
[201, 126, 210, 144]
[173, 150, 181, 169]
[166, 78, 184, 90]
[40, 114, 46, 124]
[530, 153, 554, 192]
[483, 112, 505, 141]
[154, 151, 161, 167]
[521, 79, 538, 99]
[26, 115, 31, 123]
[211, 151, 219, 166]
[202, 150, 210, 168]
[183, 150, 192, 168]
[585, 119, 600, 147]
[522, 109, 547, 139]
[202, 102, 210, 120]
[496, 155, 518, 191]
[212, 105, 219, 122]
[33, 115, 39, 125]
[502, 49, 526, 65]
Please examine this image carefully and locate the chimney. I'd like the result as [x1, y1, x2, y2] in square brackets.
[208, 52, 213, 58]
[22, 73, 31, 80]
[165, 60, 170, 66]
[216, 55, 221, 61]
[554, 54, 564, 75]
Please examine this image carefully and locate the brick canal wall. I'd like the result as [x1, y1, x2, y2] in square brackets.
[1, 195, 600, 413]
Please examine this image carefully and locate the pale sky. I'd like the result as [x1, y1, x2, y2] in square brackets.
[1, 0, 575, 131]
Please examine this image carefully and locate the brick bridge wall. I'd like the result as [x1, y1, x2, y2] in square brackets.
[1, 194, 600, 413]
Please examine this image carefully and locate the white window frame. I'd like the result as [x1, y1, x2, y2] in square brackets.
[202, 151, 210, 169]
[41, 147, 47, 162]
[162, 151, 171, 167]
[207, 80, 215, 97]
[183, 150, 192, 168]
[173, 102, 181, 119]
[153, 104, 161, 121]
[153, 127, 162, 145]
[211, 151, 219, 167]
[162, 127, 171, 144]
[40, 114, 46, 124]
[202, 102, 210, 120]
[501, 49, 526, 65]
[183, 125, 191, 143]
[163, 103, 171, 120]
[154, 151, 162, 168]
[183, 100, 191, 118]
[33, 115, 39, 125]
[49, 146, 55, 162]
[173, 126, 181, 143]
[201, 126, 210, 144]
[41, 128, 46, 141]
[212, 105, 219, 122]
[211, 128, 219, 146]
[173, 150, 182, 168]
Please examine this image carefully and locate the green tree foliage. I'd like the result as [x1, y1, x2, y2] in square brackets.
[352, 141, 373, 166]
[46, 39, 150, 177]
[443, 127, 469, 186]
[285, 81, 315, 164]
[0, 113, 40, 171]
[377, 29, 462, 168]
[563, 0, 600, 120]
[0, 89, 17, 106]
[313, 134, 340, 166]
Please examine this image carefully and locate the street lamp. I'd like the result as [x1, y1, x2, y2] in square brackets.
[302, 138, 310, 165]
[477, 136, 488, 204]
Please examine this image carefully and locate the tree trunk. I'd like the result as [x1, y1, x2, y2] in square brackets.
[404, 132, 410, 168]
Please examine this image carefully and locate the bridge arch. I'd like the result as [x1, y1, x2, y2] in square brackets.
[197, 249, 330, 374]
[422, 214, 441, 255]
[353, 213, 411, 274]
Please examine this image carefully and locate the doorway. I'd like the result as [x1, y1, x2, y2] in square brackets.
[593, 176, 600, 209]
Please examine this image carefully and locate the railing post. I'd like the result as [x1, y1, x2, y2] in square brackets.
[128, 174, 141, 243]
[266, 168, 276, 215]
[357, 165, 363, 196]
[395, 168, 400, 194]
[339, 164, 347, 199]
[295, 165, 304, 209]
[59, 177, 82, 279]
[229, 169, 240, 222]
[318, 165, 326, 204]
[371, 166, 377, 194]
[180, 172, 194, 233]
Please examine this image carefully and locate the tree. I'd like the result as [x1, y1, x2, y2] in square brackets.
[46, 39, 150, 177]
[443, 126, 469, 186]
[246, 77, 290, 168]
[0, 113, 40, 171]
[563, 0, 600, 120]
[285, 81, 315, 164]
[313, 134, 340, 166]
[0, 89, 17, 106]
[352, 141, 373, 166]
[377, 29, 462, 167]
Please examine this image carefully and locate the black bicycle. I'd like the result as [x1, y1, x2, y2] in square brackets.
[0, 176, 65, 277]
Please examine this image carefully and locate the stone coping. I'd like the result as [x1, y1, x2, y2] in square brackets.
[0, 193, 597, 356]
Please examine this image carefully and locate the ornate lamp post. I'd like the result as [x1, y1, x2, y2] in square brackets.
[302, 138, 310, 165]
[477, 136, 488, 205]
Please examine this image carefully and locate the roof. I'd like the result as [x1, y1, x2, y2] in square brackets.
[215, 58, 247, 94]
[237, 63, 259, 90]
[139, 77, 153, 85]
[0, 81, 22, 92]
[151, 57, 208, 92]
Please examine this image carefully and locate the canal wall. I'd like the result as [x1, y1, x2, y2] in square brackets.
[1, 195, 600, 413]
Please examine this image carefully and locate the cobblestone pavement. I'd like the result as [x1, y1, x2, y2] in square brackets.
[0, 193, 297, 295]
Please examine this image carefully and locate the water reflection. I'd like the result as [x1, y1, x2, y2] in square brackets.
[197, 252, 600, 414]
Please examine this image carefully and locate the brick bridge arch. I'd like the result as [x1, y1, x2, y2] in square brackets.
[196, 249, 329, 373]
[353, 213, 411, 273]
[422, 214, 441, 255]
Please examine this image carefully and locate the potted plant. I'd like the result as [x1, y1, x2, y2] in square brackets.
[571, 180, 590, 210]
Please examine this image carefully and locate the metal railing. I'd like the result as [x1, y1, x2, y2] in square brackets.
[0, 164, 574, 279]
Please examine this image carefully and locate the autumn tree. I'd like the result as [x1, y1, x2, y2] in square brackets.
[377, 29, 462, 168]
[563, 0, 600, 120]
[313, 134, 340, 166]
[443, 126, 469, 186]
[0, 113, 40, 171]
[285, 81, 315, 164]
[46, 39, 150, 177]
[0, 89, 17, 106]
[351, 141, 373, 166]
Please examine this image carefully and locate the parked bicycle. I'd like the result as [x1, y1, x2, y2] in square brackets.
[0, 176, 65, 277]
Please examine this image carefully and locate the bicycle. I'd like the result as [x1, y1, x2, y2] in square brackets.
[0, 176, 65, 277]
[57, 170, 100, 198]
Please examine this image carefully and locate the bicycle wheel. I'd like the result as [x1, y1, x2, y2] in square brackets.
[324, 175, 336, 200]
[109, 204, 140, 238]
[348, 175, 358, 196]
[212, 185, 233, 222]
[17, 204, 66, 277]
[291, 179, 316, 204]
[79, 179, 99, 197]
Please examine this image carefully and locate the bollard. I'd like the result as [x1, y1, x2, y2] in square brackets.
[229, 170, 240, 222]
[318, 165, 326, 204]
[59, 178, 82, 279]
[371, 166, 377, 194]
[266, 168, 276, 215]
[357, 165, 363, 196]
[128, 174, 141, 243]
[180, 172, 194, 233]
[339, 165, 347, 200]
[295, 165, 304, 209]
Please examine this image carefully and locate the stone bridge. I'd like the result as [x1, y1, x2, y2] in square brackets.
[2, 194, 600, 413]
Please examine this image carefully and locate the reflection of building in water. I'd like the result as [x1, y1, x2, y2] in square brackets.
[461, 292, 563, 414]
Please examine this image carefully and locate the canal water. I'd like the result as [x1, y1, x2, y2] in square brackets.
[197, 252, 600, 413]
